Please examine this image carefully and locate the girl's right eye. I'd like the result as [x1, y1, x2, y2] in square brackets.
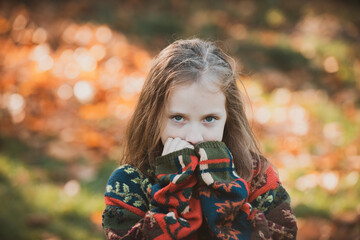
[172, 115, 184, 123]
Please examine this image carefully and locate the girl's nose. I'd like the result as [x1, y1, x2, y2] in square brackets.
[185, 125, 203, 146]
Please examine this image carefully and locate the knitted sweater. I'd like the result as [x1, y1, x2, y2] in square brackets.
[102, 141, 297, 239]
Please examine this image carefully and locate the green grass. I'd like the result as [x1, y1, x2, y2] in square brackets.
[286, 168, 360, 220]
[0, 137, 118, 240]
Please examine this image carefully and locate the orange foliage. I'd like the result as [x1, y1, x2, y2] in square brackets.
[0, 9, 149, 162]
[76, 127, 114, 149]
[25, 116, 46, 131]
[90, 210, 103, 227]
[79, 103, 109, 120]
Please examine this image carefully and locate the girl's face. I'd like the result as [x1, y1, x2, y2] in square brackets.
[160, 78, 227, 146]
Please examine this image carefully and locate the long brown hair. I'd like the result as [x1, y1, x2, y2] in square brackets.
[121, 39, 268, 181]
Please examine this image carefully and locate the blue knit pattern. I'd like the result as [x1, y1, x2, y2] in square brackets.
[105, 165, 153, 214]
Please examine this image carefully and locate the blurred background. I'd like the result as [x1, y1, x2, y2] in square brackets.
[0, 0, 359, 239]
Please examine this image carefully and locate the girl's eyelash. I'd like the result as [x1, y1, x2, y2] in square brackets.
[170, 115, 184, 122]
[204, 116, 219, 123]
[169, 115, 219, 122]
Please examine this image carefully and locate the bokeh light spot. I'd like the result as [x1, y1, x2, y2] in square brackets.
[64, 180, 80, 197]
[323, 56, 339, 73]
[73, 80, 95, 103]
[37, 55, 54, 71]
[120, 76, 144, 100]
[272, 88, 291, 105]
[90, 44, 106, 61]
[273, 107, 287, 123]
[105, 57, 122, 73]
[32, 27, 47, 44]
[64, 62, 80, 79]
[266, 9, 285, 27]
[255, 106, 271, 124]
[75, 25, 92, 46]
[62, 24, 77, 44]
[57, 84, 73, 100]
[228, 24, 248, 40]
[30, 44, 50, 61]
[74, 48, 97, 72]
[296, 173, 318, 191]
[319, 172, 339, 191]
[13, 13, 28, 30]
[8, 93, 25, 114]
[323, 122, 342, 143]
[96, 25, 112, 43]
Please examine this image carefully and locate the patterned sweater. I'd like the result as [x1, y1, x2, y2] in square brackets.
[102, 141, 297, 239]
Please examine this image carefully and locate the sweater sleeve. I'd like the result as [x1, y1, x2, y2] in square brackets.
[248, 162, 298, 239]
[195, 141, 255, 240]
[195, 141, 297, 240]
[102, 148, 202, 240]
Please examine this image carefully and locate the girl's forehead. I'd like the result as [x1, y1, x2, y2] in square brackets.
[165, 80, 226, 112]
[172, 72, 223, 94]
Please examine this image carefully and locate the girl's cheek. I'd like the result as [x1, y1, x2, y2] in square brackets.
[168, 126, 185, 139]
[207, 126, 225, 141]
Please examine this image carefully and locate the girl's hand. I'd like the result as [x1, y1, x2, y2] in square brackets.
[162, 137, 194, 156]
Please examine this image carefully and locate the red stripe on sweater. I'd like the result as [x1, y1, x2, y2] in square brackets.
[199, 158, 230, 165]
[157, 173, 168, 178]
[105, 196, 146, 217]
[248, 166, 279, 203]
[157, 156, 198, 179]
[187, 155, 198, 170]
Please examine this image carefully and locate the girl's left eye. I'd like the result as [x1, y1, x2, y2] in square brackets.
[204, 116, 216, 123]
[172, 115, 184, 122]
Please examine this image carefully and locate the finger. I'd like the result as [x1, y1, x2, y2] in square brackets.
[169, 137, 181, 153]
[177, 140, 195, 151]
[179, 139, 194, 150]
[162, 138, 173, 155]
[187, 143, 194, 149]
[175, 140, 188, 151]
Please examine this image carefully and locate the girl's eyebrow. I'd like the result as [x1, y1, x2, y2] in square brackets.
[167, 110, 224, 117]
[167, 111, 189, 117]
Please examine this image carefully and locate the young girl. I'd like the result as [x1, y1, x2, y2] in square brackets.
[102, 39, 298, 239]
